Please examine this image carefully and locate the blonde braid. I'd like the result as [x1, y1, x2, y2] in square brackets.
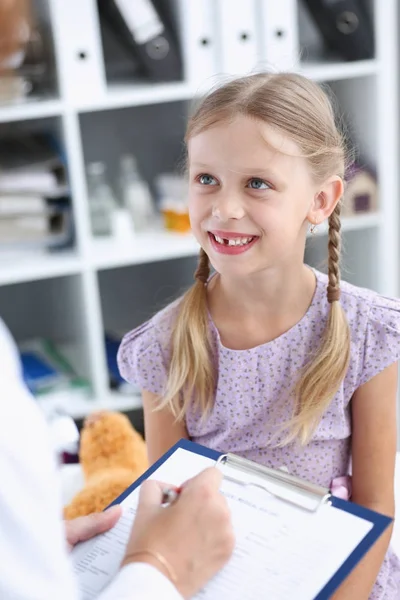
[327, 204, 342, 303]
[157, 248, 215, 419]
[282, 201, 351, 445]
[195, 248, 210, 284]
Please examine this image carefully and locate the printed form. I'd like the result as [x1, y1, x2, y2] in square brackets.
[71, 449, 372, 600]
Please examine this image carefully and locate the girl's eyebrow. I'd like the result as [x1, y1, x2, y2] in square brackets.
[190, 162, 214, 169]
[190, 162, 281, 179]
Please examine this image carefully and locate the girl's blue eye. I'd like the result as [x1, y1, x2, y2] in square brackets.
[198, 174, 218, 185]
[247, 178, 270, 190]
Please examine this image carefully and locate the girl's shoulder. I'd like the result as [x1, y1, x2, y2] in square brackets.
[314, 269, 400, 323]
[117, 297, 182, 395]
[314, 270, 400, 386]
[121, 296, 181, 349]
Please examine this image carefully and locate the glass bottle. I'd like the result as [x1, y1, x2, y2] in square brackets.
[86, 162, 115, 236]
[119, 154, 154, 232]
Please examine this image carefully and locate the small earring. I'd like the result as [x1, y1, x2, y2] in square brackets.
[310, 222, 318, 235]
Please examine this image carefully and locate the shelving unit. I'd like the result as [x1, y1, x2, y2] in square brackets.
[0, 0, 398, 421]
[76, 81, 195, 113]
[39, 390, 143, 421]
[0, 97, 63, 123]
[299, 58, 380, 82]
[90, 230, 200, 271]
[0, 250, 81, 286]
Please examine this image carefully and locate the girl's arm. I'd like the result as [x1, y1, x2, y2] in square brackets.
[332, 362, 398, 599]
[142, 389, 189, 465]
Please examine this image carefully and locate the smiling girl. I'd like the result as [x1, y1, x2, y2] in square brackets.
[118, 73, 400, 598]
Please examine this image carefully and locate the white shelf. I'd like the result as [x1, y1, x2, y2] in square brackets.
[76, 81, 195, 113]
[0, 63, 378, 124]
[73, 61, 380, 115]
[0, 215, 380, 285]
[300, 59, 380, 82]
[0, 250, 81, 286]
[39, 391, 143, 420]
[313, 213, 382, 237]
[73, 59, 381, 116]
[91, 230, 200, 270]
[0, 97, 63, 123]
[89, 216, 380, 271]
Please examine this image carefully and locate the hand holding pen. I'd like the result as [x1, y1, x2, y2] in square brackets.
[121, 468, 235, 600]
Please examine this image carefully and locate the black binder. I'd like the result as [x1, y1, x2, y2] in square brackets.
[302, 0, 374, 61]
[97, 0, 182, 82]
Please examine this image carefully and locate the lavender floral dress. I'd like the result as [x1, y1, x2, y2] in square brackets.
[118, 269, 400, 599]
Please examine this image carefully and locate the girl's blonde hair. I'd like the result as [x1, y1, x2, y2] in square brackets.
[159, 72, 351, 445]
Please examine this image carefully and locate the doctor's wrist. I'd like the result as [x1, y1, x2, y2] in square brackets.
[121, 548, 178, 588]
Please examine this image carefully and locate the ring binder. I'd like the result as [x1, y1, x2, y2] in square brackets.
[217, 453, 331, 512]
[98, 0, 182, 82]
[302, 0, 374, 62]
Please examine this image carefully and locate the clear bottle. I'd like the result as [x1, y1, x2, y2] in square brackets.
[119, 154, 154, 232]
[86, 162, 116, 236]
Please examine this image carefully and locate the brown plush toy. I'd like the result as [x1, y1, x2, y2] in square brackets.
[63, 411, 148, 519]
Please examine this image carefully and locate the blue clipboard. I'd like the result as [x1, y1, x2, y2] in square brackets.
[108, 438, 392, 600]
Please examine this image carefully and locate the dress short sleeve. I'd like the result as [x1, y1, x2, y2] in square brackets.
[358, 294, 400, 387]
[117, 321, 168, 395]
[117, 301, 179, 396]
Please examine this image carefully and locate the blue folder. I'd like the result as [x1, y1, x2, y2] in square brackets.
[109, 438, 392, 600]
[20, 350, 59, 394]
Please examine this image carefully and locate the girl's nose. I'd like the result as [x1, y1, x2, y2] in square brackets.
[212, 192, 246, 221]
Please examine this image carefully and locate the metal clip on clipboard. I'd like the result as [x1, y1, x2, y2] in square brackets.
[216, 453, 331, 513]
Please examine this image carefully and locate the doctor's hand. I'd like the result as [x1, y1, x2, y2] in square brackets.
[122, 467, 235, 599]
[64, 505, 122, 550]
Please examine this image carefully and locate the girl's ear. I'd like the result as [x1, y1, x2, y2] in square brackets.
[307, 176, 344, 227]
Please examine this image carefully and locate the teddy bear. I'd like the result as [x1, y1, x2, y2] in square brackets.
[63, 410, 148, 519]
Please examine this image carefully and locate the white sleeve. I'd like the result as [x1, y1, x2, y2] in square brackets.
[99, 563, 184, 600]
[0, 319, 80, 600]
[0, 319, 184, 600]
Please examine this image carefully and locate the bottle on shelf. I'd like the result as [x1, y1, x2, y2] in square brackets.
[159, 196, 191, 233]
[86, 161, 116, 237]
[118, 154, 155, 233]
[155, 173, 191, 233]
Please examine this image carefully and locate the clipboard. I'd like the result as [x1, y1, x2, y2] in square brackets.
[74, 438, 392, 600]
[214, 449, 391, 599]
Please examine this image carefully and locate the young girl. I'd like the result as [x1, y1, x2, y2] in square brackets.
[118, 72, 400, 599]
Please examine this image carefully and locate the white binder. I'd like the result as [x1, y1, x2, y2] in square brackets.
[259, 0, 300, 71]
[172, 0, 220, 88]
[49, 0, 107, 102]
[217, 0, 261, 76]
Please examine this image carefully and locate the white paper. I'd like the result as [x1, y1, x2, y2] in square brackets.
[71, 449, 373, 600]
